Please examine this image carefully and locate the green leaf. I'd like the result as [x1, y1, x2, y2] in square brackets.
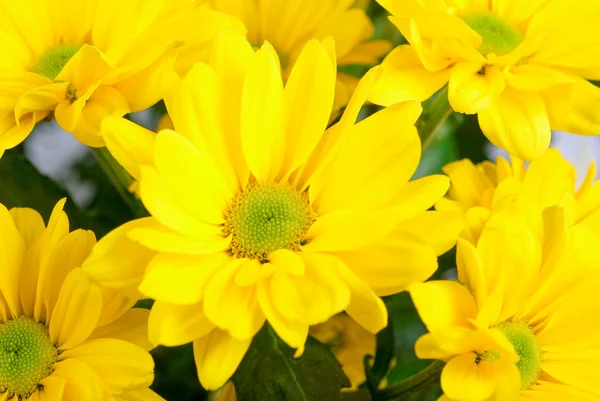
[232, 324, 351, 401]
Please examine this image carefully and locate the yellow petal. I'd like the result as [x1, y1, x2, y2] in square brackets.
[410, 281, 478, 332]
[37, 375, 66, 401]
[334, 229, 439, 297]
[492, 0, 548, 26]
[456, 239, 487, 307]
[309, 101, 422, 213]
[89, 308, 152, 351]
[257, 279, 309, 351]
[102, 117, 155, 181]
[478, 88, 550, 161]
[165, 62, 241, 195]
[522, 148, 576, 209]
[82, 218, 156, 300]
[523, 380, 599, 401]
[43, 229, 96, 317]
[241, 41, 285, 182]
[269, 253, 350, 326]
[542, 349, 600, 396]
[140, 251, 231, 305]
[204, 259, 266, 340]
[49, 269, 102, 349]
[449, 63, 505, 115]
[441, 159, 494, 208]
[279, 39, 335, 177]
[60, 338, 154, 393]
[52, 358, 111, 401]
[153, 130, 231, 225]
[139, 165, 221, 237]
[337, 262, 387, 334]
[128, 224, 228, 255]
[69, 86, 130, 147]
[149, 301, 215, 347]
[55, 44, 114, 90]
[441, 353, 496, 401]
[193, 330, 252, 390]
[0, 203, 25, 318]
[395, 211, 463, 256]
[544, 80, 600, 136]
[9, 207, 45, 247]
[116, 388, 166, 401]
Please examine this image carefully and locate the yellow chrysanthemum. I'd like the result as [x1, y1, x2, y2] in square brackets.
[0, 0, 242, 156]
[411, 194, 600, 400]
[369, 0, 600, 160]
[209, 0, 392, 115]
[436, 148, 600, 243]
[215, 313, 379, 400]
[0, 199, 161, 401]
[88, 31, 462, 389]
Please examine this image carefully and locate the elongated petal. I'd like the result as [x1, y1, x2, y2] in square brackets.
[369, 45, 449, 106]
[478, 88, 550, 161]
[241, 42, 285, 181]
[49, 269, 102, 349]
[139, 252, 231, 305]
[89, 308, 152, 351]
[449, 63, 505, 115]
[61, 338, 154, 393]
[102, 117, 155, 181]
[193, 330, 252, 390]
[280, 39, 335, 177]
[149, 301, 215, 347]
[53, 358, 112, 401]
[0, 204, 26, 318]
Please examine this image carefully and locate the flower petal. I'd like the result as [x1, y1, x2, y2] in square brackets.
[52, 358, 111, 401]
[478, 88, 550, 161]
[241, 41, 285, 182]
[149, 301, 214, 347]
[60, 338, 154, 393]
[448, 63, 505, 115]
[49, 269, 102, 349]
[139, 251, 231, 305]
[193, 330, 252, 390]
[89, 308, 152, 351]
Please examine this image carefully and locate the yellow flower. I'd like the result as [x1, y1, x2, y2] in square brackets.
[369, 0, 600, 161]
[0, 0, 242, 156]
[0, 199, 161, 401]
[411, 195, 600, 400]
[436, 148, 600, 243]
[91, 31, 461, 389]
[209, 0, 392, 116]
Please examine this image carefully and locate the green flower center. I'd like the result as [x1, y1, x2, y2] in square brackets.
[224, 183, 315, 261]
[462, 11, 523, 56]
[496, 321, 542, 390]
[0, 316, 58, 399]
[30, 44, 82, 81]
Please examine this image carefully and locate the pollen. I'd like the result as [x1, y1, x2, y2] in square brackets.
[496, 320, 542, 390]
[461, 11, 523, 57]
[30, 44, 82, 81]
[0, 316, 58, 399]
[224, 183, 315, 261]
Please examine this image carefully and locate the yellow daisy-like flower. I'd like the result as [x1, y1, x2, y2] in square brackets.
[436, 148, 600, 243]
[0, 199, 161, 401]
[369, 0, 600, 160]
[209, 0, 392, 115]
[411, 195, 600, 400]
[89, 31, 461, 389]
[0, 0, 242, 156]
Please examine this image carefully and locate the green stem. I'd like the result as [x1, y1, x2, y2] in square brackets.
[376, 360, 445, 401]
[417, 86, 453, 151]
[91, 147, 147, 218]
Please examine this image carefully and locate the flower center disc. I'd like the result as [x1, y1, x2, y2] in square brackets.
[462, 11, 523, 56]
[30, 44, 82, 80]
[497, 321, 541, 389]
[0, 316, 58, 398]
[225, 183, 315, 260]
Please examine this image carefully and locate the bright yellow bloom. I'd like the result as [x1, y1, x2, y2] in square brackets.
[0, 199, 161, 401]
[209, 0, 392, 116]
[436, 148, 600, 243]
[369, 0, 600, 161]
[0, 0, 242, 156]
[90, 31, 461, 389]
[411, 195, 600, 400]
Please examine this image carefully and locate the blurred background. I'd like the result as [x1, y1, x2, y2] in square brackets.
[1, 2, 599, 400]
